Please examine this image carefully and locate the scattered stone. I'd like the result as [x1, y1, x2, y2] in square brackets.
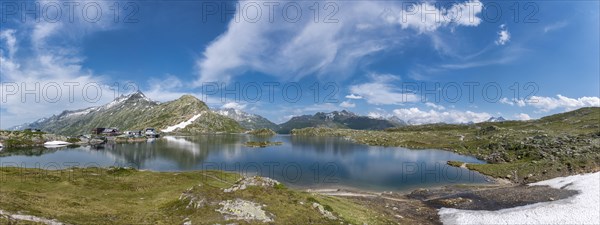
[422, 185, 578, 211]
[224, 176, 280, 193]
[312, 202, 337, 220]
[215, 199, 273, 223]
[438, 197, 473, 206]
[0, 209, 64, 225]
[179, 187, 206, 209]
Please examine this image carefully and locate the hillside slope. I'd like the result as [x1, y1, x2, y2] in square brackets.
[213, 108, 279, 130]
[11, 92, 244, 135]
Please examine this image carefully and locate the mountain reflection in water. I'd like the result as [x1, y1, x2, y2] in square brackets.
[0, 134, 489, 191]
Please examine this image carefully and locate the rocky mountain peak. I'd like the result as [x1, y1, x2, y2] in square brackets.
[128, 90, 147, 99]
[487, 116, 506, 122]
[104, 91, 155, 110]
[176, 94, 205, 103]
[315, 110, 357, 120]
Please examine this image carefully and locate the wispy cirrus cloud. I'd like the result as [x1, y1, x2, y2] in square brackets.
[500, 95, 600, 112]
[195, 0, 484, 84]
[345, 94, 363, 100]
[544, 21, 568, 33]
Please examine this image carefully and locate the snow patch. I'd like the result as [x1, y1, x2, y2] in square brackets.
[103, 96, 128, 109]
[44, 141, 71, 148]
[65, 107, 97, 118]
[217, 110, 230, 116]
[438, 172, 600, 224]
[162, 112, 204, 132]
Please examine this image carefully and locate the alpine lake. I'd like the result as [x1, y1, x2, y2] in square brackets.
[0, 134, 489, 192]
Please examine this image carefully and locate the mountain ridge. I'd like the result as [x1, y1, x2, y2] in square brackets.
[277, 110, 403, 134]
[10, 92, 244, 135]
[213, 108, 279, 131]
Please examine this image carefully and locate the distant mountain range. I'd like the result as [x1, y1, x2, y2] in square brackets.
[277, 110, 404, 134]
[9, 91, 243, 135]
[11, 92, 520, 135]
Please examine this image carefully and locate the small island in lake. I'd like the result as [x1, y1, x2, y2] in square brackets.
[244, 141, 283, 148]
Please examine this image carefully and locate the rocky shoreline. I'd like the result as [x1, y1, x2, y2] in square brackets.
[305, 175, 583, 224]
[0, 130, 69, 148]
[0, 130, 109, 149]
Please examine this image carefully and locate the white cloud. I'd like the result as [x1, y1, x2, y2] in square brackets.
[367, 111, 395, 119]
[0, 0, 120, 128]
[222, 102, 247, 110]
[339, 101, 356, 108]
[500, 97, 526, 107]
[345, 94, 363, 99]
[514, 113, 531, 121]
[195, 0, 484, 83]
[495, 24, 510, 45]
[382, 0, 483, 33]
[501, 95, 600, 112]
[425, 102, 446, 110]
[544, 21, 568, 33]
[528, 95, 600, 112]
[144, 75, 206, 103]
[0, 29, 17, 59]
[148, 75, 183, 91]
[349, 73, 418, 105]
[367, 108, 394, 119]
[0, 39, 115, 128]
[392, 107, 491, 124]
[367, 112, 385, 119]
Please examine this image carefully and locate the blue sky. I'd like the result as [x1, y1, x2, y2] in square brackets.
[0, 0, 599, 128]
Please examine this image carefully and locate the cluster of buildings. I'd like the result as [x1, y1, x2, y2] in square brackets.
[91, 127, 160, 138]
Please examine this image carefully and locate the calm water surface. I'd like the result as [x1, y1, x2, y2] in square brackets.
[0, 135, 489, 191]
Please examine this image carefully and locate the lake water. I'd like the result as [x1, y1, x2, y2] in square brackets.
[0, 135, 489, 191]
